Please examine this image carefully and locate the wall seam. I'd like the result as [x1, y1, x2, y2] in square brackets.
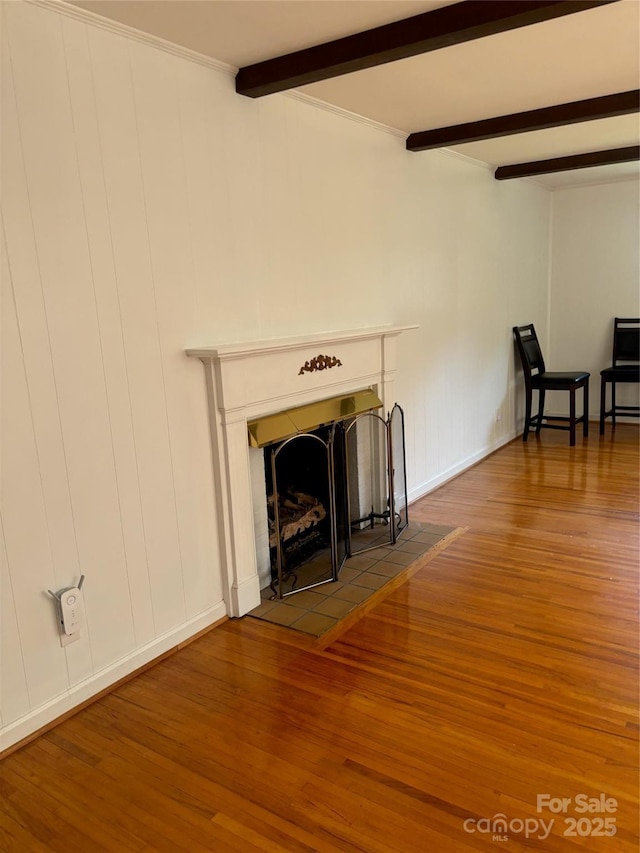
[546, 187, 554, 359]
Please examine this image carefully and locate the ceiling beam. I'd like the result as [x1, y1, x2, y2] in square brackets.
[494, 145, 640, 180]
[407, 90, 640, 151]
[236, 0, 617, 98]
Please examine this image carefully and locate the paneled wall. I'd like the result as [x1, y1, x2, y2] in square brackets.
[1, 0, 551, 748]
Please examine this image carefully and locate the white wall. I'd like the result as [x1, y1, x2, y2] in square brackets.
[0, 0, 551, 748]
[549, 179, 640, 416]
[395, 153, 550, 493]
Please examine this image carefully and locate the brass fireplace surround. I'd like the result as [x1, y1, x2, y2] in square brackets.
[247, 389, 383, 448]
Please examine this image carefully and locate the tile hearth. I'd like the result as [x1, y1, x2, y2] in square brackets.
[247, 521, 456, 637]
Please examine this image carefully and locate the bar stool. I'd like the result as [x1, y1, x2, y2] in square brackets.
[600, 318, 640, 434]
[513, 324, 590, 447]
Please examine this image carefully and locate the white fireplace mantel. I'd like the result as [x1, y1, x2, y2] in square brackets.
[187, 325, 417, 616]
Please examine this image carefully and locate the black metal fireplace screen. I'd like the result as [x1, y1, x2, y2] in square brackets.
[260, 403, 408, 599]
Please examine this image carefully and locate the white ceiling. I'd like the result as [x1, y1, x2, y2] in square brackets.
[70, 0, 640, 188]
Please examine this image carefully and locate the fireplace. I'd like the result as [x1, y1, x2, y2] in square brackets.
[187, 325, 416, 616]
[255, 396, 408, 599]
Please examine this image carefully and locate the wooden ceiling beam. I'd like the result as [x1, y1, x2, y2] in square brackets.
[236, 0, 617, 98]
[494, 145, 640, 179]
[407, 90, 640, 151]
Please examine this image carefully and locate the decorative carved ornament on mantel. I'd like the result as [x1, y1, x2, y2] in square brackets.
[298, 354, 342, 376]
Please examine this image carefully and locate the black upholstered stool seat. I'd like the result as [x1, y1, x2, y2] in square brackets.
[532, 371, 590, 388]
[600, 364, 640, 381]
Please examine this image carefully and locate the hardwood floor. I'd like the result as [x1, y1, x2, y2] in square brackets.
[1, 426, 638, 852]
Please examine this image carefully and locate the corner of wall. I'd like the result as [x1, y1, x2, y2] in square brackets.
[546, 188, 555, 359]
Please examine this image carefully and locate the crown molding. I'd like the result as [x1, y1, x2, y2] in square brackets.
[283, 90, 406, 140]
[436, 148, 550, 190]
[27, 0, 237, 76]
[548, 172, 640, 192]
[438, 147, 493, 173]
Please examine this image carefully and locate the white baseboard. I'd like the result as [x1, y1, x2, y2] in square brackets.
[407, 413, 638, 510]
[408, 429, 518, 505]
[0, 601, 227, 753]
[230, 575, 262, 617]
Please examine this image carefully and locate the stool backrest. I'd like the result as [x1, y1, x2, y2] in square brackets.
[613, 318, 640, 365]
[513, 324, 545, 382]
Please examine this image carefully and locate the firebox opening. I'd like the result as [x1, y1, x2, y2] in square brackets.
[261, 403, 408, 601]
[264, 425, 337, 597]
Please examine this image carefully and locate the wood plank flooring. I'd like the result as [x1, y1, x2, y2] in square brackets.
[1, 426, 638, 852]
